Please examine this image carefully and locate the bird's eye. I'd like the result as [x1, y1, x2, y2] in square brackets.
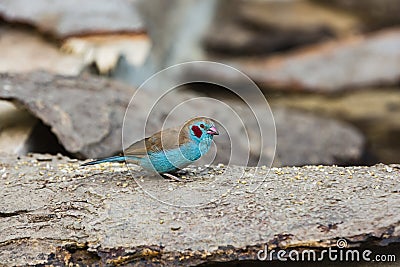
[200, 123, 205, 128]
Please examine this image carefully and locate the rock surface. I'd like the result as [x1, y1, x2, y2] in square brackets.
[0, 72, 134, 158]
[236, 27, 400, 92]
[270, 88, 400, 165]
[0, 0, 143, 37]
[206, 0, 360, 56]
[273, 107, 364, 166]
[315, 0, 400, 30]
[0, 72, 365, 166]
[0, 153, 399, 266]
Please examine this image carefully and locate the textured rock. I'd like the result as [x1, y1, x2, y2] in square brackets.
[0, 72, 365, 166]
[0, 0, 143, 37]
[0, 72, 133, 158]
[0, 153, 399, 266]
[206, 0, 360, 56]
[237, 28, 400, 92]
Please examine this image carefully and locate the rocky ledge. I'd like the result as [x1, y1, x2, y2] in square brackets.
[0, 153, 399, 266]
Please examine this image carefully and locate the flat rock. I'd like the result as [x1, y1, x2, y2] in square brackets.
[236, 27, 400, 92]
[0, 153, 399, 266]
[0, 72, 133, 158]
[0, 72, 365, 166]
[0, 0, 143, 38]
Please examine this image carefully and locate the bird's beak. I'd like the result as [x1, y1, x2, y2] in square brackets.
[207, 126, 219, 135]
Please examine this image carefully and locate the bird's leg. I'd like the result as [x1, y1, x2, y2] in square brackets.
[162, 173, 184, 182]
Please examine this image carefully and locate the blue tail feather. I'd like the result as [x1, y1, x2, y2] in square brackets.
[81, 156, 126, 166]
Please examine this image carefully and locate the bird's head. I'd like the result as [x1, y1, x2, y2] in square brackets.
[184, 117, 219, 143]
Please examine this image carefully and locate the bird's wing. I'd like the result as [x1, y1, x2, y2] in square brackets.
[125, 126, 191, 157]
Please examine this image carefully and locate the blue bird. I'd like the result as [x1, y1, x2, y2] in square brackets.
[82, 117, 219, 179]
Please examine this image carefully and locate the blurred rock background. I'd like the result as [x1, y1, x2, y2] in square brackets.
[0, 0, 399, 167]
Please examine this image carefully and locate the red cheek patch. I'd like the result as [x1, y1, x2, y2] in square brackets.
[191, 125, 202, 138]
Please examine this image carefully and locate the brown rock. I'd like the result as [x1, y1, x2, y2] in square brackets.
[238, 0, 360, 37]
[205, 0, 360, 56]
[0, 153, 399, 265]
[314, 0, 400, 30]
[0, 72, 132, 158]
[237, 28, 400, 92]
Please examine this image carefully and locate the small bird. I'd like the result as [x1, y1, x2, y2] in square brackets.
[82, 117, 219, 179]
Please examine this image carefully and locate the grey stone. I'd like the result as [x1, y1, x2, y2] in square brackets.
[0, 72, 133, 158]
[0, 153, 399, 265]
[273, 107, 365, 166]
[0, 0, 143, 37]
[236, 28, 400, 92]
